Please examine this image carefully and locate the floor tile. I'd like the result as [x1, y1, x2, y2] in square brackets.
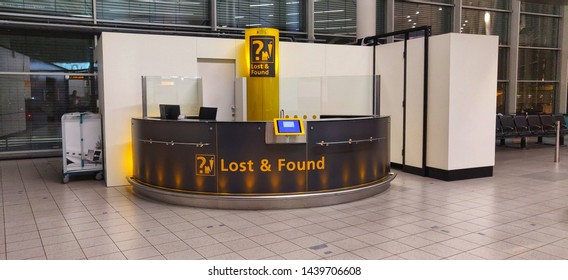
[154, 240, 191, 255]
[46, 249, 86, 260]
[280, 249, 321, 260]
[194, 243, 232, 258]
[264, 240, 302, 255]
[122, 246, 161, 260]
[163, 249, 203, 260]
[222, 238, 260, 252]
[398, 249, 441, 260]
[375, 240, 414, 255]
[352, 246, 392, 259]
[331, 238, 371, 251]
[468, 246, 512, 260]
[83, 243, 121, 258]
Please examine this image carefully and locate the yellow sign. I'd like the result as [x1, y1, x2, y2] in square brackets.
[195, 154, 215, 176]
[245, 28, 280, 121]
[246, 28, 279, 78]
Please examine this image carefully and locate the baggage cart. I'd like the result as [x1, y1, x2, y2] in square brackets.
[61, 112, 103, 183]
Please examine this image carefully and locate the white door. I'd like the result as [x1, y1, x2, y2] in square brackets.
[197, 59, 236, 121]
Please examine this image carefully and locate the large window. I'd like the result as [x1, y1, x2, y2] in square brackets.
[313, 0, 356, 35]
[217, 0, 305, 32]
[463, 0, 509, 10]
[97, 0, 210, 26]
[0, 30, 97, 155]
[461, 9, 509, 44]
[0, 0, 93, 18]
[394, 1, 452, 36]
[517, 3, 560, 114]
[461, 0, 510, 113]
[519, 15, 559, 48]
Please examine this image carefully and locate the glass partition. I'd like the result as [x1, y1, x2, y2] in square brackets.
[142, 76, 202, 118]
[279, 76, 374, 119]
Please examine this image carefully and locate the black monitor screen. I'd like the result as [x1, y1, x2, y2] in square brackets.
[198, 107, 217, 120]
[159, 104, 180, 120]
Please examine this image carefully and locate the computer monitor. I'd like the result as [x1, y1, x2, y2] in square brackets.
[273, 118, 305, 136]
[198, 107, 217, 120]
[159, 104, 181, 120]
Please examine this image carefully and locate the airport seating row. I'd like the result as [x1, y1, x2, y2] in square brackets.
[496, 114, 568, 148]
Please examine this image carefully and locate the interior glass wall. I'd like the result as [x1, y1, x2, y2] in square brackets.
[517, 3, 560, 114]
[217, 0, 305, 32]
[0, 30, 97, 155]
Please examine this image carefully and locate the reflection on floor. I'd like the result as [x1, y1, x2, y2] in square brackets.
[0, 144, 567, 260]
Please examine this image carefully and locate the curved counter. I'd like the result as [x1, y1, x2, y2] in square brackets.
[128, 116, 395, 209]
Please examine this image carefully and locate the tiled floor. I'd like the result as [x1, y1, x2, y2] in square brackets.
[1, 144, 567, 260]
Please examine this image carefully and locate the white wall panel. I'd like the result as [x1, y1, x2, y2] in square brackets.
[447, 34, 498, 169]
[325, 44, 373, 76]
[376, 42, 404, 164]
[405, 38, 425, 169]
[426, 34, 451, 170]
[279, 42, 326, 77]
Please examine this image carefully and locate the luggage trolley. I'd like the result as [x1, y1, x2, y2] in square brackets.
[61, 112, 104, 183]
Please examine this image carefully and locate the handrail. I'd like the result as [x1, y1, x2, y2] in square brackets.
[317, 137, 384, 147]
[139, 139, 210, 147]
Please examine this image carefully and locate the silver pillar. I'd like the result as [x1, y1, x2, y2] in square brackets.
[307, 0, 315, 42]
[356, 0, 376, 39]
[210, 0, 217, 31]
[386, 0, 395, 42]
[508, 0, 521, 115]
[453, 0, 462, 33]
[558, 6, 568, 113]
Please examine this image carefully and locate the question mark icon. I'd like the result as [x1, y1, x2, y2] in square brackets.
[196, 156, 206, 174]
[252, 40, 264, 61]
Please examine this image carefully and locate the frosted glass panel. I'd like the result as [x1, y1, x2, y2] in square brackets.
[143, 76, 202, 118]
[279, 76, 374, 119]
[323, 76, 373, 115]
[279, 77, 322, 119]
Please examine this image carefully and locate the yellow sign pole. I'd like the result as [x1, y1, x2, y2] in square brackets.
[245, 28, 279, 121]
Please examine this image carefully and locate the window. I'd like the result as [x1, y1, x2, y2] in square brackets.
[518, 49, 557, 82]
[461, 9, 509, 45]
[97, 0, 210, 26]
[516, 82, 556, 114]
[395, 1, 451, 35]
[519, 15, 559, 48]
[516, 2, 561, 114]
[314, 0, 356, 35]
[462, 0, 509, 10]
[0, 30, 97, 154]
[217, 0, 305, 32]
[521, 2, 560, 15]
[0, 0, 93, 18]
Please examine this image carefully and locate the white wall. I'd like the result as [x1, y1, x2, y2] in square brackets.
[446, 34, 497, 169]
